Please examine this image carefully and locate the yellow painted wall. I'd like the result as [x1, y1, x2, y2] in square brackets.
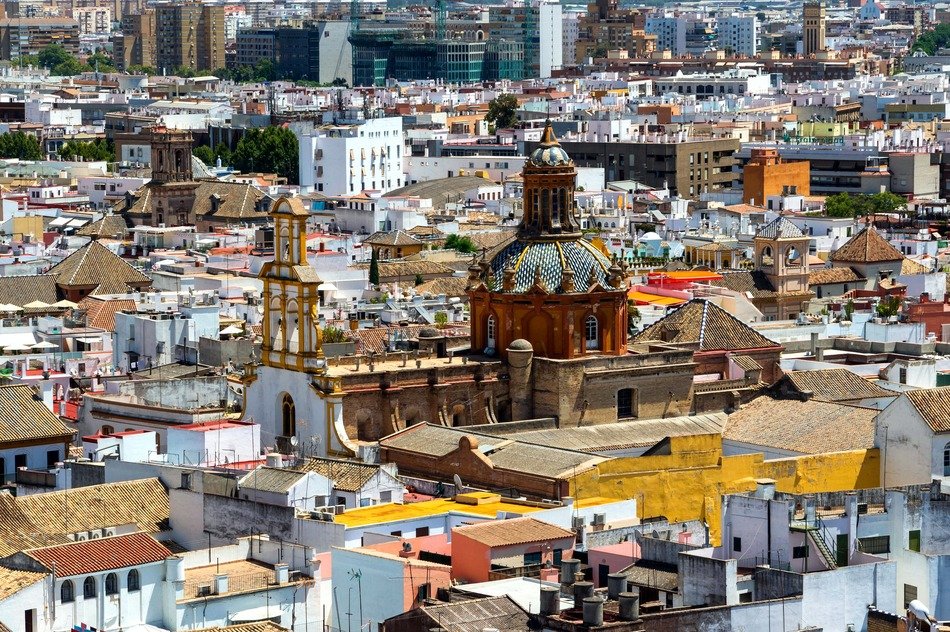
[570, 433, 880, 545]
[11, 216, 43, 241]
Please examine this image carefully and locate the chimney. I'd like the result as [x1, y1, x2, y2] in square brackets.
[607, 573, 627, 599]
[274, 563, 289, 584]
[539, 586, 559, 616]
[582, 597, 604, 626]
[618, 592, 640, 621]
[266, 453, 283, 468]
[39, 372, 54, 412]
[560, 559, 580, 585]
[573, 581, 594, 610]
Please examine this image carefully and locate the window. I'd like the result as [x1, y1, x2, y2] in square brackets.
[904, 583, 918, 608]
[105, 573, 118, 596]
[585, 315, 599, 350]
[47, 450, 59, 468]
[83, 577, 96, 599]
[127, 569, 140, 592]
[14, 454, 26, 469]
[909, 529, 921, 552]
[486, 315, 496, 348]
[733, 537, 742, 552]
[416, 526, 430, 537]
[792, 545, 808, 559]
[281, 394, 296, 437]
[61, 580, 75, 603]
[617, 388, 634, 418]
[858, 536, 890, 554]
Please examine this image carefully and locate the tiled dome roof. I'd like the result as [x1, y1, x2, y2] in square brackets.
[528, 122, 572, 167]
[488, 238, 611, 294]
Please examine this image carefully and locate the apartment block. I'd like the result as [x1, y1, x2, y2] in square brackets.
[113, 10, 156, 70]
[0, 18, 79, 59]
[156, 2, 225, 73]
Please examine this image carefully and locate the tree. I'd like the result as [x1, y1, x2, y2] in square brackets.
[368, 248, 380, 286]
[485, 94, 519, 130]
[824, 192, 857, 218]
[192, 145, 215, 166]
[867, 191, 906, 215]
[876, 295, 901, 319]
[825, 192, 905, 218]
[414, 273, 424, 286]
[444, 233, 477, 254]
[37, 44, 72, 70]
[0, 132, 44, 160]
[59, 139, 114, 162]
[844, 299, 855, 320]
[86, 50, 116, 73]
[434, 311, 448, 329]
[231, 126, 299, 184]
[52, 58, 88, 76]
[126, 65, 156, 75]
[912, 23, 950, 56]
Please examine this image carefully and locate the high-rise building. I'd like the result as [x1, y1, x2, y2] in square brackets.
[645, 13, 714, 57]
[488, 1, 561, 78]
[234, 26, 326, 82]
[716, 15, 758, 57]
[0, 18, 79, 60]
[113, 9, 156, 71]
[803, 0, 826, 57]
[155, 2, 225, 73]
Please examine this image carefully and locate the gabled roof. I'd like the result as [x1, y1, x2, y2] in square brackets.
[756, 217, 804, 240]
[238, 467, 312, 493]
[386, 596, 531, 632]
[0, 566, 46, 600]
[453, 517, 574, 547]
[724, 396, 877, 454]
[48, 241, 151, 290]
[808, 266, 864, 286]
[0, 275, 59, 308]
[631, 299, 779, 351]
[830, 227, 903, 263]
[26, 532, 171, 576]
[779, 369, 894, 402]
[298, 458, 383, 493]
[902, 387, 950, 433]
[362, 230, 423, 247]
[0, 385, 74, 445]
[711, 270, 778, 298]
[75, 214, 129, 239]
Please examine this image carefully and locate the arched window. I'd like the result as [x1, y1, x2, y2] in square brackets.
[83, 577, 96, 599]
[585, 315, 599, 350]
[486, 315, 496, 348]
[128, 569, 140, 592]
[101, 425, 114, 435]
[105, 573, 118, 596]
[61, 580, 75, 603]
[281, 394, 296, 437]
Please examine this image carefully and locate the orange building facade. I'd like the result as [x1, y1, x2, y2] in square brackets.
[742, 148, 811, 205]
[468, 123, 628, 360]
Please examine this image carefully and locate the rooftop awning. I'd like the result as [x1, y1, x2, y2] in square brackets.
[229, 606, 280, 623]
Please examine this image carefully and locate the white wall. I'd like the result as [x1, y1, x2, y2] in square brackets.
[53, 562, 166, 632]
[166, 423, 261, 467]
[876, 395, 937, 487]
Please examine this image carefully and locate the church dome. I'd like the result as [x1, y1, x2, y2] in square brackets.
[488, 238, 612, 294]
[528, 123, 572, 167]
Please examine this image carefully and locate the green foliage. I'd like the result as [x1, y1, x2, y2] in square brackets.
[192, 145, 215, 166]
[173, 66, 197, 78]
[444, 233, 477, 254]
[59, 139, 114, 162]
[86, 51, 116, 73]
[434, 311, 448, 328]
[322, 326, 347, 344]
[824, 192, 906, 218]
[844, 299, 855, 320]
[414, 273, 424, 286]
[37, 44, 72, 70]
[214, 60, 277, 83]
[369, 248, 380, 286]
[912, 23, 950, 56]
[876, 296, 901, 319]
[485, 93, 519, 130]
[192, 144, 232, 168]
[231, 126, 299, 184]
[0, 132, 44, 160]
[126, 65, 156, 75]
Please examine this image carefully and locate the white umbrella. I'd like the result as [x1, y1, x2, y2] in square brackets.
[317, 282, 339, 292]
[23, 301, 50, 309]
[53, 299, 79, 309]
[0, 304, 22, 312]
[3, 344, 31, 352]
[219, 325, 243, 336]
[31, 341, 58, 349]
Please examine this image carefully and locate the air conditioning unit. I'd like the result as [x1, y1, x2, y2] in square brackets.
[89, 530, 101, 539]
[103, 528, 116, 537]
[196, 584, 213, 597]
[591, 513, 606, 527]
[571, 515, 585, 529]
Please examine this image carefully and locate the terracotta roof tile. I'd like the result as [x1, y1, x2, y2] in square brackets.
[48, 241, 151, 290]
[902, 387, 950, 433]
[362, 230, 423, 247]
[780, 368, 894, 401]
[711, 271, 778, 298]
[724, 396, 877, 453]
[0, 275, 59, 307]
[0, 566, 47, 601]
[27, 532, 171, 576]
[79, 296, 137, 331]
[830, 227, 903, 263]
[631, 299, 779, 351]
[0, 384, 74, 445]
[808, 267, 864, 286]
[756, 217, 805, 239]
[298, 457, 382, 492]
[76, 214, 129, 239]
[453, 517, 574, 547]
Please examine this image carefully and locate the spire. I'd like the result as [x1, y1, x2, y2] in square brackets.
[539, 119, 559, 147]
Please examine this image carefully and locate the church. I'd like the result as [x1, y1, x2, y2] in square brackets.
[238, 124, 772, 455]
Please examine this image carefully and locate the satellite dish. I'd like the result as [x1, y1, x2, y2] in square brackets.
[453, 474, 464, 492]
[290, 436, 299, 447]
